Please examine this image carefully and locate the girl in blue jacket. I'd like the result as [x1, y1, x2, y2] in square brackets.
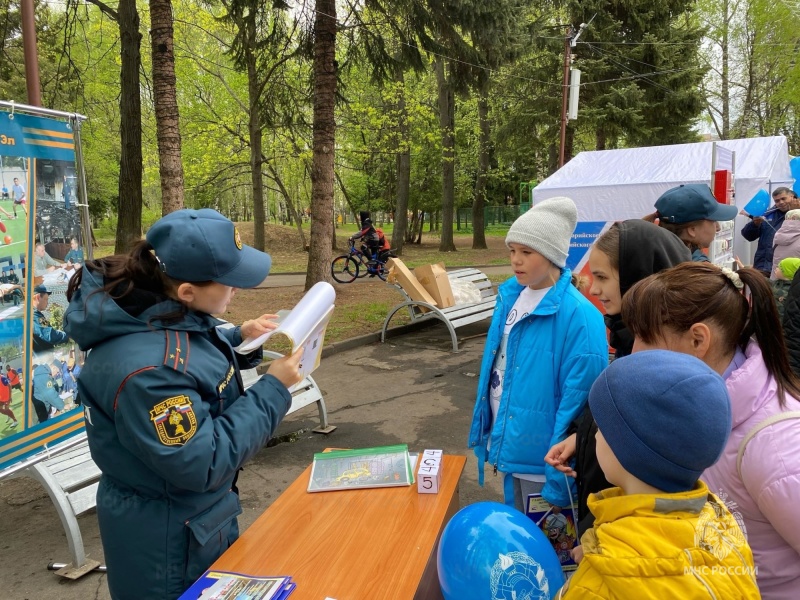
[468, 197, 607, 511]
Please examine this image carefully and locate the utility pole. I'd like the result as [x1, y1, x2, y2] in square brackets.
[558, 26, 573, 169]
[20, 0, 42, 106]
[558, 20, 591, 169]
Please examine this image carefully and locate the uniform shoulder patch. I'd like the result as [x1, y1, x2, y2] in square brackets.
[149, 395, 197, 446]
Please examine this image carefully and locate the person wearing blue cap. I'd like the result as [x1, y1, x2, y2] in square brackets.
[63, 208, 303, 600]
[557, 351, 759, 600]
[32, 284, 69, 352]
[647, 183, 739, 263]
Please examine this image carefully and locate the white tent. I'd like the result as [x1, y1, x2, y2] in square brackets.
[533, 136, 793, 266]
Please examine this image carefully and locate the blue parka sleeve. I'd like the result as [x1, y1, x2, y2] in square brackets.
[216, 325, 264, 370]
[34, 319, 69, 348]
[113, 366, 291, 494]
[541, 302, 607, 507]
[741, 219, 761, 242]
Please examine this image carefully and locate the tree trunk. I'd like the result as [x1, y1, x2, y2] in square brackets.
[721, 0, 730, 139]
[393, 71, 411, 256]
[149, 0, 184, 215]
[306, 0, 337, 289]
[435, 60, 456, 252]
[245, 36, 265, 250]
[472, 83, 490, 250]
[415, 211, 424, 244]
[266, 163, 306, 248]
[115, 0, 143, 253]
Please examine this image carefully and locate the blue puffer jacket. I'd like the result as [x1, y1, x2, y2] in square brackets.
[468, 269, 607, 508]
[64, 267, 292, 600]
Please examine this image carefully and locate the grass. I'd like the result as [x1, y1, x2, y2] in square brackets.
[90, 219, 510, 348]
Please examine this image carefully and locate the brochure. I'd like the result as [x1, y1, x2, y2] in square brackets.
[235, 281, 335, 383]
[525, 493, 579, 573]
[178, 570, 294, 600]
[308, 444, 415, 492]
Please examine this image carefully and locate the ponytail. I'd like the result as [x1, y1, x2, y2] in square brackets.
[623, 262, 800, 408]
[67, 240, 187, 324]
[735, 268, 800, 407]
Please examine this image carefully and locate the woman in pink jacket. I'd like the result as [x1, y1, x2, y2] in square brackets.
[772, 209, 800, 280]
[621, 262, 800, 600]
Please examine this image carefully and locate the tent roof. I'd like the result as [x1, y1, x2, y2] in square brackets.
[535, 136, 792, 191]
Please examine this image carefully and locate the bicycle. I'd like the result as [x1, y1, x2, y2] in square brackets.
[331, 239, 394, 283]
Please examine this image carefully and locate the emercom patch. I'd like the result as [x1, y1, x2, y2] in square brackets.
[150, 395, 197, 446]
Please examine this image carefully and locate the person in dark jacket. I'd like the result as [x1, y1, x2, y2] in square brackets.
[545, 220, 691, 539]
[646, 183, 738, 262]
[63, 209, 303, 600]
[32, 284, 69, 352]
[350, 210, 381, 262]
[783, 266, 800, 379]
[32, 361, 64, 420]
[742, 187, 800, 276]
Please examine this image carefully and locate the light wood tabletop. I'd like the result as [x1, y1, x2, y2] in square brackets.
[210, 454, 467, 600]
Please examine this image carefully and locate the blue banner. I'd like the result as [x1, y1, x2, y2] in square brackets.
[0, 112, 76, 162]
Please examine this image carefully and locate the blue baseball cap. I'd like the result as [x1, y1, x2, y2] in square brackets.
[655, 184, 739, 224]
[146, 209, 271, 288]
[34, 284, 50, 295]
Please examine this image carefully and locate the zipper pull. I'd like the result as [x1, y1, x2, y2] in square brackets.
[493, 464, 498, 476]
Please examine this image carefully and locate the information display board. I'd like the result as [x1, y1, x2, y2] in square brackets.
[0, 105, 90, 471]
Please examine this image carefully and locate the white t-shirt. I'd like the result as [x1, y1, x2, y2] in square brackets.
[489, 286, 551, 482]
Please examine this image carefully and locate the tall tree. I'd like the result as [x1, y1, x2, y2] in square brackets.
[306, 0, 337, 289]
[150, 0, 185, 214]
[221, 0, 299, 250]
[80, 0, 144, 252]
[566, 0, 706, 149]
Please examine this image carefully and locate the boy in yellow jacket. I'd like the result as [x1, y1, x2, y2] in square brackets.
[558, 350, 760, 599]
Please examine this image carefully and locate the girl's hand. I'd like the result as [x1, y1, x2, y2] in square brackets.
[571, 545, 584, 564]
[267, 347, 304, 389]
[240, 314, 281, 341]
[544, 433, 578, 478]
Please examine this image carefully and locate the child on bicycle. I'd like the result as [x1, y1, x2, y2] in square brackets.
[350, 211, 381, 264]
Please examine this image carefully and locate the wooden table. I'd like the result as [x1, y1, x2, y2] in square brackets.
[211, 454, 467, 600]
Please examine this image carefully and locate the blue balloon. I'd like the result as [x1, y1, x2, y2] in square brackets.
[437, 501, 565, 600]
[742, 189, 770, 218]
[792, 156, 800, 196]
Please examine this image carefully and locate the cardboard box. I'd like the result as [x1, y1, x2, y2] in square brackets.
[414, 263, 455, 309]
[387, 258, 437, 308]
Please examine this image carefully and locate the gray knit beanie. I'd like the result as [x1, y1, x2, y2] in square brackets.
[505, 197, 577, 267]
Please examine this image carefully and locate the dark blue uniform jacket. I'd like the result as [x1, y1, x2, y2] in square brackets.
[64, 268, 292, 600]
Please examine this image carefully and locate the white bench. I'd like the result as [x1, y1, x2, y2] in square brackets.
[1, 359, 332, 579]
[381, 268, 497, 352]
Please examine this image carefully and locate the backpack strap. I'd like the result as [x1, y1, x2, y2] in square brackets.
[736, 411, 800, 478]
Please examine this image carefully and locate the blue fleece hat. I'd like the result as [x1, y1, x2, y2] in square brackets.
[146, 209, 271, 288]
[589, 350, 732, 493]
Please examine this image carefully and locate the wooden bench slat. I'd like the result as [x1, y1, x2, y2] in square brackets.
[384, 268, 496, 351]
[68, 482, 100, 516]
[51, 462, 101, 492]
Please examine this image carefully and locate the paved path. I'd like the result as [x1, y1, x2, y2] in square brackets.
[257, 264, 511, 288]
[0, 323, 499, 600]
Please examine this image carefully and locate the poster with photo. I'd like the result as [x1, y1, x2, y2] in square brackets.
[0, 108, 90, 469]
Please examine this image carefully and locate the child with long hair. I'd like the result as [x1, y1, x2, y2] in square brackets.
[545, 220, 690, 538]
[468, 197, 607, 511]
[622, 262, 800, 599]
